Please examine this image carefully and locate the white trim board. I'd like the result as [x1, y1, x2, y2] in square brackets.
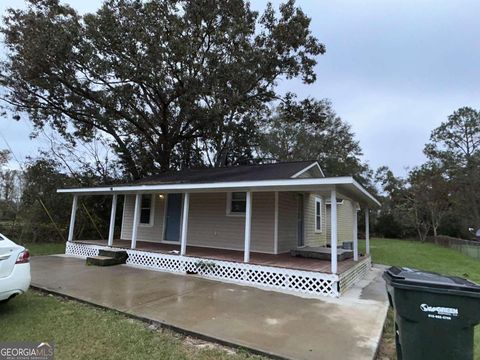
[290, 161, 325, 178]
[57, 176, 380, 208]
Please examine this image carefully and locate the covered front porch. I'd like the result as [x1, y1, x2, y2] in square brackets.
[78, 238, 366, 274]
[60, 176, 380, 297]
[66, 239, 371, 297]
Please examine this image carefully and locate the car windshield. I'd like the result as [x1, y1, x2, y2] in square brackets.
[0, 233, 7, 241]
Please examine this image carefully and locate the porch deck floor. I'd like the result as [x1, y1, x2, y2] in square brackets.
[77, 239, 365, 274]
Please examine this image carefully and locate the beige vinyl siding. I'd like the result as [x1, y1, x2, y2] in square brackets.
[120, 194, 166, 242]
[120, 192, 275, 253]
[187, 192, 275, 253]
[277, 192, 298, 253]
[303, 193, 327, 247]
[326, 200, 355, 244]
[119, 190, 352, 251]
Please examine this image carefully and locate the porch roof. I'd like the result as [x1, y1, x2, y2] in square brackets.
[57, 176, 381, 208]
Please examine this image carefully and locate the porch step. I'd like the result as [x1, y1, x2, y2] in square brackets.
[98, 249, 128, 262]
[86, 255, 125, 267]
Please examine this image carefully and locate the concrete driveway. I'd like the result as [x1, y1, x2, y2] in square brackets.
[31, 256, 388, 360]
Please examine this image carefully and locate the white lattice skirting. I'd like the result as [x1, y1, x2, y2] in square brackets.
[66, 242, 343, 297]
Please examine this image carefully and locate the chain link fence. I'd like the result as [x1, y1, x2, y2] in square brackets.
[429, 235, 480, 261]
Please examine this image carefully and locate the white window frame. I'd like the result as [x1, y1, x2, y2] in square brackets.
[314, 196, 323, 233]
[226, 192, 246, 216]
[139, 194, 155, 227]
[326, 199, 344, 205]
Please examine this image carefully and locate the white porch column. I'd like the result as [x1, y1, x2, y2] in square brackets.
[244, 191, 252, 263]
[365, 208, 370, 256]
[67, 195, 78, 242]
[353, 203, 359, 261]
[273, 191, 279, 254]
[180, 193, 190, 256]
[330, 189, 338, 274]
[107, 194, 118, 246]
[131, 193, 141, 249]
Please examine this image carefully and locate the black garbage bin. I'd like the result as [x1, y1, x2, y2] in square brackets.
[383, 267, 480, 360]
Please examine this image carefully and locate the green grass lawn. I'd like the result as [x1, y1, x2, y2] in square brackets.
[359, 238, 480, 283]
[0, 291, 263, 360]
[359, 238, 480, 359]
[2, 240, 478, 359]
[20, 242, 66, 256]
[0, 242, 263, 360]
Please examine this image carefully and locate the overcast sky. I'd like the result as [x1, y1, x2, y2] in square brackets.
[1, 0, 479, 175]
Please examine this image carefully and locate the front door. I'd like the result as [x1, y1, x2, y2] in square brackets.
[164, 193, 182, 242]
[297, 194, 304, 247]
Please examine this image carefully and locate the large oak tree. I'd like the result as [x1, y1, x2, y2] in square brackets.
[1, 0, 324, 179]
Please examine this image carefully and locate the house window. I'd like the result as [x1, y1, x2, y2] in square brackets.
[140, 194, 154, 225]
[315, 197, 322, 232]
[227, 192, 246, 215]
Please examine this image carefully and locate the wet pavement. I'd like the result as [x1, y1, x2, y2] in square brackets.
[31, 256, 388, 360]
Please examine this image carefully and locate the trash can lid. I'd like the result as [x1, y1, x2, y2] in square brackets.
[384, 266, 480, 293]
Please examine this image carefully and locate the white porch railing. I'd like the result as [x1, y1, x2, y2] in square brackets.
[66, 242, 340, 297]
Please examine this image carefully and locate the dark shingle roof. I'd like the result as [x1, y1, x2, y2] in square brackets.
[134, 161, 318, 185]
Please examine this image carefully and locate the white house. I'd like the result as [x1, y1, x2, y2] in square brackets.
[58, 161, 380, 298]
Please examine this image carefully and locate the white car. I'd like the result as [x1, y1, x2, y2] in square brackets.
[0, 234, 31, 302]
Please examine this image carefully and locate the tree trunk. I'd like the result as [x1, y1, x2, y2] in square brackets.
[158, 146, 172, 173]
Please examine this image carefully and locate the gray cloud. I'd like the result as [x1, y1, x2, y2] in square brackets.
[1, 0, 479, 175]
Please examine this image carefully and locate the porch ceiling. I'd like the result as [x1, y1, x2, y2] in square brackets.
[57, 177, 380, 208]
